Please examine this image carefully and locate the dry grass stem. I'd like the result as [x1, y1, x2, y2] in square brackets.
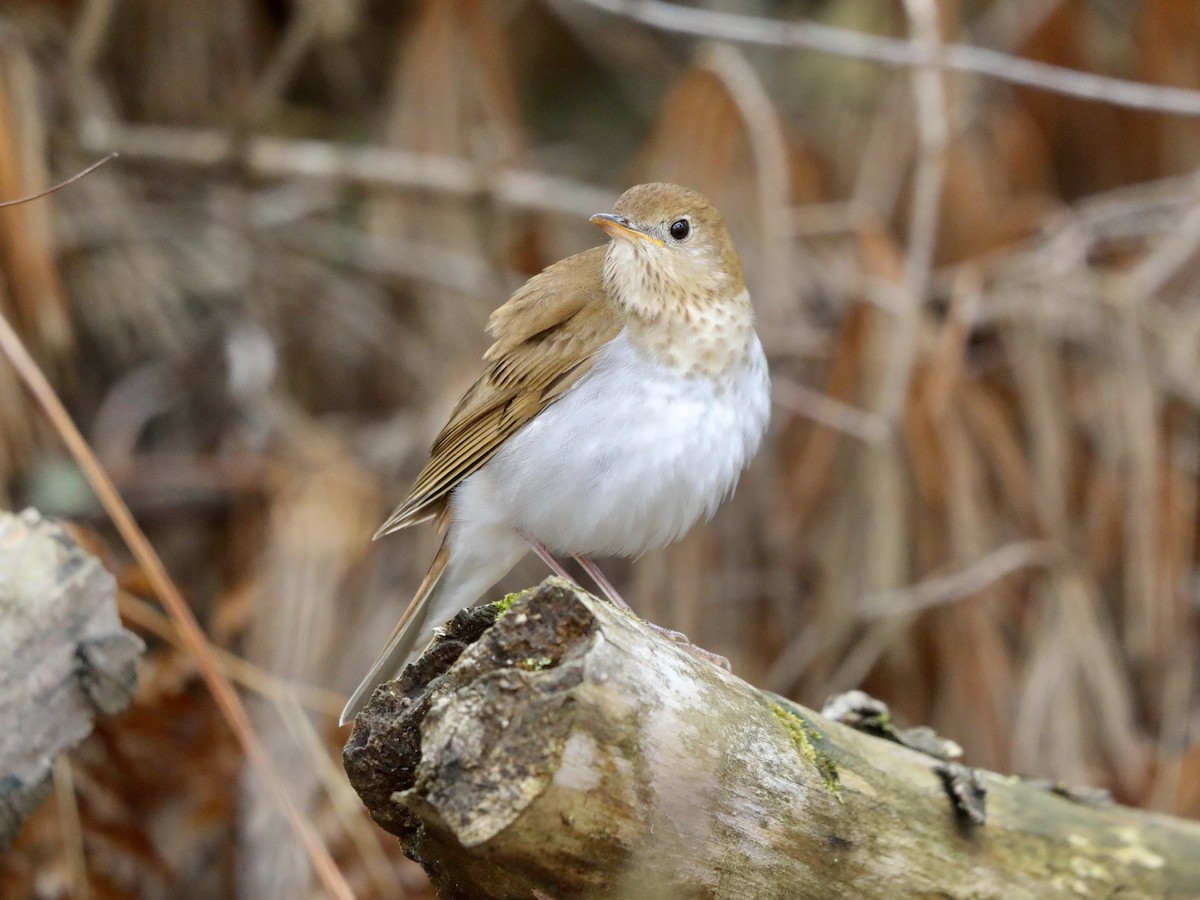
[52, 757, 89, 900]
[0, 154, 116, 209]
[116, 591, 346, 716]
[3, 2, 1199, 892]
[862, 540, 1053, 617]
[79, 120, 613, 217]
[0, 308, 354, 900]
[574, 0, 1200, 115]
[279, 698, 406, 898]
[772, 378, 887, 443]
[877, 0, 947, 424]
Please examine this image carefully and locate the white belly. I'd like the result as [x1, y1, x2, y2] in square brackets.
[452, 330, 770, 557]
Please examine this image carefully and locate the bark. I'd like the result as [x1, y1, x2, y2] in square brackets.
[0, 508, 144, 849]
[343, 578, 1200, 899]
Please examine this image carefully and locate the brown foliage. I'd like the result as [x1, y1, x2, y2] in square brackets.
[1, 0, 1199, 895]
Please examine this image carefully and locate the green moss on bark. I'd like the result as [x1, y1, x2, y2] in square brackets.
[770, 703, 842, 798]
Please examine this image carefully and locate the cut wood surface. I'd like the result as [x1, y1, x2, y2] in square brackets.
[344, 578, 1200, 899]
[0, 507, 143, 850]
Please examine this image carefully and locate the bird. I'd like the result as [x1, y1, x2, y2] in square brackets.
[340, 182, 770, 725]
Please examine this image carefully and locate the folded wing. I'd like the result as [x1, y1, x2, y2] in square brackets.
[373, 246, 619, 538]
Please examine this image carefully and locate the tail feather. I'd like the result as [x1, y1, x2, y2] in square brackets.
[339, 543, 450, 725]
[343, 497, 532, 726]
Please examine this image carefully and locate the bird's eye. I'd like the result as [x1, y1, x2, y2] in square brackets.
[669, 218, 690, 240]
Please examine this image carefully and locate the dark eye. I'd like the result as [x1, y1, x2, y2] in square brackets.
[669, 218, 690, 240]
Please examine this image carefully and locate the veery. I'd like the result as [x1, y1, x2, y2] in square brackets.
[341, 183, 770, 724]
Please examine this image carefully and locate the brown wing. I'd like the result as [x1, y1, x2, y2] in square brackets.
[373, 246, 619, 538]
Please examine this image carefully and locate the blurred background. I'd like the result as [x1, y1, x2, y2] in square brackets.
[3, 0, 1200, 896]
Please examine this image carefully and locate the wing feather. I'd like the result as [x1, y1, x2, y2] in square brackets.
[374, 247, 619, 539]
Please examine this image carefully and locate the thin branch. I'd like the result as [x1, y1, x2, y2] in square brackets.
[862, 540, 1054, 616]
[877, 0, 948, 422]
[0, 154, 117, 209]
[900, 0, 948, 307]
[0, 312, 354, 900]
[772, 378, 888, 443]
[245, 0, 326, 124]
[571, 0, 1200, 117]
[78, 120, 614, 217]
[1125, 170, 1200, 300]
[697, 44, 795, 313]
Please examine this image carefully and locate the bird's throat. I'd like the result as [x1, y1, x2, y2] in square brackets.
[601, 232, 755, 378]
[622, 290, 755, 378]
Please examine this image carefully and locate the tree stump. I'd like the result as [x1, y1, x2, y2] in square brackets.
[343, 578, 1200, 899]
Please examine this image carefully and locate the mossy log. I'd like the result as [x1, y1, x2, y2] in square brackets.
[343, 578, 1200, 899]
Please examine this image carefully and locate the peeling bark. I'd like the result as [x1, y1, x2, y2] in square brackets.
[0, 508, 144, 849]
[343, 578, 1200, 899]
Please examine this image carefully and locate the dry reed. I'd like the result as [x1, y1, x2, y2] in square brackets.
[1, 1, 1199, 896]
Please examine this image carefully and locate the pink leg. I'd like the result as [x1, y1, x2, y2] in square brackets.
[573, 554, 633, 611]
[574, 554, 730, 671]
[524, 537, 578, 584]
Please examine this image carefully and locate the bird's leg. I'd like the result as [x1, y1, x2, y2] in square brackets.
[522, 537, 731, 671]
[522, 535, 579, 585]
[573, 554, 633, 611]
[574, 554, 731, 671]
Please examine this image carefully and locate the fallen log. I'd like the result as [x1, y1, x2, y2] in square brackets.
[343, 578, 1200, 899]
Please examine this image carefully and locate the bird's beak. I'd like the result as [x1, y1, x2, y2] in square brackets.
[590, 213, 666, 247]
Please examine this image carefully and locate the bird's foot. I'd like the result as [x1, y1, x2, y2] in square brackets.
[525, 543, 728, 669]
[573, 553, 729, 669]
[646, 623, 731, 671]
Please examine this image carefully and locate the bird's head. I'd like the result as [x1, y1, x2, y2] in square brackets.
[591, 183, 745, 321]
